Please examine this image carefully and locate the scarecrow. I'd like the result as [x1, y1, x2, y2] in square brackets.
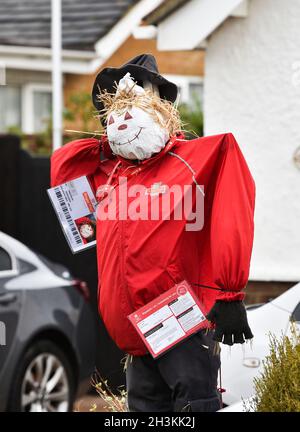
[51, 54, 255, 412]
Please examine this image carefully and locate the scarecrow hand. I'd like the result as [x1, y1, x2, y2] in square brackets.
[206, 300, 253, 345]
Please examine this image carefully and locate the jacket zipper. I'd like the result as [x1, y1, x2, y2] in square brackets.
[118, 196, 135, 313]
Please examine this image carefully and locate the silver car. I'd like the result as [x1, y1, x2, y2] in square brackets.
[0, 231, 96, 412]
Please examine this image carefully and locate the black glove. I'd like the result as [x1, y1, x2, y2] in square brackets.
[206, 300, 253, 345]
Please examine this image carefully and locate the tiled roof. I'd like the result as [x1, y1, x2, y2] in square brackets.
[0, 0, 137, 51]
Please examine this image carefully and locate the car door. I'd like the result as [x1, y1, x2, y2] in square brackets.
[0, 244, 22, 371]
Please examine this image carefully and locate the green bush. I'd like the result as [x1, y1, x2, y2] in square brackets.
[7, 91, 204, 155]
[178, 96, 204, 138]
[7, 92, 100, 156]
[249, 325, 300, 412]
[64, 91, 99, 135]
[7, 124, 53, 156]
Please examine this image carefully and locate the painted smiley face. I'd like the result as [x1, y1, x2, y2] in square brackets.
[106, 105, 169, 160]
[106, 106, 150, 147]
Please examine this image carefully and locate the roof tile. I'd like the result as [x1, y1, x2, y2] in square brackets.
[0, 0, 137, 51]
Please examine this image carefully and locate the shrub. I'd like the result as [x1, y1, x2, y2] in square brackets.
[248, 325, 300, 412]
[64, 91, 101, 141]
[178, 95, 204, 138]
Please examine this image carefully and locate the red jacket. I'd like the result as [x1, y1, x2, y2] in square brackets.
[51, 133, 255, 356]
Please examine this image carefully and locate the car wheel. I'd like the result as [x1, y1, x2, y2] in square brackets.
[9, 340, 76, 412]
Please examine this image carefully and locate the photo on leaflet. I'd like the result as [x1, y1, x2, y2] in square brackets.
[74, 213, 96, 243]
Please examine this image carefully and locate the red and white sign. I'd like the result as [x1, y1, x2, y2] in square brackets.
[128, 280, 209, 358]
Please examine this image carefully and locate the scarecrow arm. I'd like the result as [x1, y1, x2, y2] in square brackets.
[206, 133, 255, 344]
[50, 138, 101, 187]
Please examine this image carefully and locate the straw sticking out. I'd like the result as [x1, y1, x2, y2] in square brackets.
[96, 84, 182, 136]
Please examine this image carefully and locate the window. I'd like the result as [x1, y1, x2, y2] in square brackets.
[22, 84, 52, 134]
[33, 90, 52, 132]
[0, 247, 12, 272]
[0, 86, 21, 132]
[163, 74, 203, 107]
[292, 302, 300, 322]
[189, 82, 203, 107]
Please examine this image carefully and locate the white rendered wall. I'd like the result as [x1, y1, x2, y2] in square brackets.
[157, 0, 244, 50]
[204, 0, 300, 281]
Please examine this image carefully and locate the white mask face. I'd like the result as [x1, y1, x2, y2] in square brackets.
[106, 105, 169, 160]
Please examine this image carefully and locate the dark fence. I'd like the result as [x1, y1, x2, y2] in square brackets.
[0, 135, 124, 390]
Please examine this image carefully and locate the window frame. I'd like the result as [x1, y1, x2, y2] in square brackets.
[21, 83, 52, 134]
[162, 74, 203, 105]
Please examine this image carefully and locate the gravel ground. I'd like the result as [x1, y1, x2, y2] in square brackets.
[74, 393, 109, 412]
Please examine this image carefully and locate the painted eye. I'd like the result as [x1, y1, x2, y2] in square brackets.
[124, 111, 133, 120]
[108, 115, 114, 125]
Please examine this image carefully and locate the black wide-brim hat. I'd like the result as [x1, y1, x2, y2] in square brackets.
[92, 53, 178, 113]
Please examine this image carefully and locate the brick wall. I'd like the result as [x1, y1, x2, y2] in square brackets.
[244, 281, 294, 305]
[64, 35, 205, 105]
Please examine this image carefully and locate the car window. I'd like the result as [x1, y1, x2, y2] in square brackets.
[36, 252, 72, 280]
[0, 246, 12, 271]
[18, 259, 36, 275]
[292, 302, 300, 322]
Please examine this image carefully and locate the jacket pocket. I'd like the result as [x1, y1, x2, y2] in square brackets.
[181, 395, 221, 412]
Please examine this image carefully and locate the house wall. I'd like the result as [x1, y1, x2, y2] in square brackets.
[6, 69, 51, 85]
[204, 0, 300, 282]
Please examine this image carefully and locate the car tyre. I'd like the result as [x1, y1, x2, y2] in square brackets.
[8, 339, 76, 412]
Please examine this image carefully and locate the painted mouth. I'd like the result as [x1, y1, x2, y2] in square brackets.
[112, 126, 145, 146]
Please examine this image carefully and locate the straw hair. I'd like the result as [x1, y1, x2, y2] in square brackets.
[96, 81, 182, 135]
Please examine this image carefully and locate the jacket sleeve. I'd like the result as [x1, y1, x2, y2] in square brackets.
[50, 138, 101, 187]
[210, 133, 255, 301]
